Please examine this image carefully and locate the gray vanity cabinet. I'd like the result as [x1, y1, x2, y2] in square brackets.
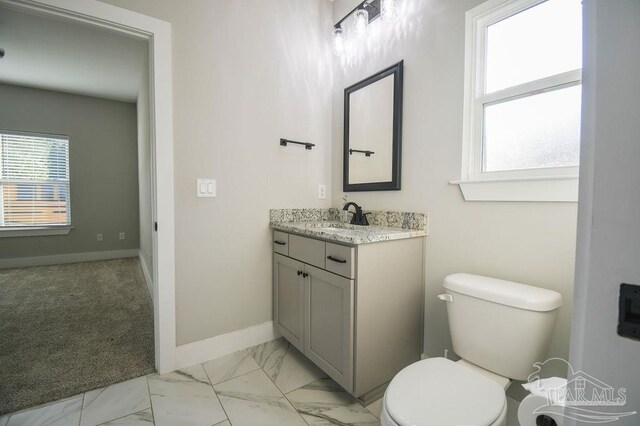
[273, 253, 354, 390]
[273, 231, 424, 402]
[273, 254, 305, 352]
[304, 264, 354, 391]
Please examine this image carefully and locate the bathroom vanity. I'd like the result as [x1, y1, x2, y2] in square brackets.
[270, 208, 427, 402]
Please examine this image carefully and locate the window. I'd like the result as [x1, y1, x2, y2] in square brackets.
[455, 0, 583, 201]
[0, 131, 71, 235]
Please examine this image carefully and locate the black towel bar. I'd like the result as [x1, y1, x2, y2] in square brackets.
[280, 138, 315, 150]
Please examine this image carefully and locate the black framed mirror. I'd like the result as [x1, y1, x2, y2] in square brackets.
[343, 60, 403, 192]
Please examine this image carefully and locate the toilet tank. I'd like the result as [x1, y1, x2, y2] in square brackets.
[443, 273, 562, 381]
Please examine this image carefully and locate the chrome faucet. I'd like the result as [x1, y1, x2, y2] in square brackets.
[342, 202, 369, 226]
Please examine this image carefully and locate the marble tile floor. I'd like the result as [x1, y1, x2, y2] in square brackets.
[0, 338, 382, 426]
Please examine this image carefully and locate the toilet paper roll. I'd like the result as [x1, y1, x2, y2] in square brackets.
[518, 394, 565, 426]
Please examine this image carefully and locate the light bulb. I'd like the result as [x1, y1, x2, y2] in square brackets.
[381, 0, 398, 22]
[332, 27, 345, 56]
[353, 9, 369, 40]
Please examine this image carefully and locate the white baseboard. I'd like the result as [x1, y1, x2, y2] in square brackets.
[138, 250, 153, 298]
[0, 249, 139, 269]
[174, 321, 278, 370]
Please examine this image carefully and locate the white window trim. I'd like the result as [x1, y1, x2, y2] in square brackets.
[453, 0, 581, 202]
[0, 226, 72, 238]
[0, 129, 72, 227]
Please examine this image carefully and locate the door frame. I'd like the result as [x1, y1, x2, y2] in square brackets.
[0, 0, 177, 373]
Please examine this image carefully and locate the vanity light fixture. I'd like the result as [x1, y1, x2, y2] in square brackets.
[332, 0, 398, 55]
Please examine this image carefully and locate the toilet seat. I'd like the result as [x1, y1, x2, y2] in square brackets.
[381, 397, 507, 426]
[382, 357, 506, 426]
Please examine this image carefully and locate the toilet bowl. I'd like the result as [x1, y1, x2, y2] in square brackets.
[380, 357, 508, 426]
[381, 273, 562, 426]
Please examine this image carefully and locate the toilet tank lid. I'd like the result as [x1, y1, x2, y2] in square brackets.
[443, 273, 562, 312]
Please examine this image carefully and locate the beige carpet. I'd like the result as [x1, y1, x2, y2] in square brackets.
[0, 258, 155, 415]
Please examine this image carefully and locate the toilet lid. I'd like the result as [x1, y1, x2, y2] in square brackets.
[385, 357, 506, 426]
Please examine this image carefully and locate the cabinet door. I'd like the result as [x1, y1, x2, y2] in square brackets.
[273, 253, 305, 352]
[304, 265, 354, 391]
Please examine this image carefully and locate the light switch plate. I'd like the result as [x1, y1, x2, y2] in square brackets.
[197, 178, 216, 198]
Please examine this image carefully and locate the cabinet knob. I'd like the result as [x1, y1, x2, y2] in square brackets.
[297, 271, 302, 276]
[302, 272, 309, 278]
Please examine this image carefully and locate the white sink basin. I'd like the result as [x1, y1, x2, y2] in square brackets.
[315, 226, 371, 233]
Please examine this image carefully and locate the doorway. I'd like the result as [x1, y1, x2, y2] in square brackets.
[0, 0, 176, 383]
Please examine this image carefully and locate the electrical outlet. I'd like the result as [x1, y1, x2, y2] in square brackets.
[97, 233, 103, 241]
[119, 232, 125, 240]
[318, 184, 327, 199]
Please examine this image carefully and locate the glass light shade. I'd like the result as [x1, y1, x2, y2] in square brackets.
[353, 9, 369, 39]
[381, 0, 398, 22]
[332, 27, 345, 56]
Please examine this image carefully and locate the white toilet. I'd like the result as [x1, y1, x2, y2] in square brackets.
[381, 273, 562, 426]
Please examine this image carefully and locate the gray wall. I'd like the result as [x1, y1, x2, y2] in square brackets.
[0, 84, 140, 258]
[99, 0, 579, 372]
[569, 1, 640, 424]
[100, 0, 333, 345]
[331, 0, 578, 401]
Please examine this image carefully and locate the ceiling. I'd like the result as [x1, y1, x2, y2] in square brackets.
[0, 5, 147, 103]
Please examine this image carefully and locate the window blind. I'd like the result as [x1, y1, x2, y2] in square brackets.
[0, 131, 71, 227]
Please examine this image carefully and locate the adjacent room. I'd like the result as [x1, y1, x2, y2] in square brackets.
[0, 4, 155, 416]
[0, 0, 638, 425]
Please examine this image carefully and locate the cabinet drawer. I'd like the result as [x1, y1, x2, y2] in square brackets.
[289, 234, 325, 269]
[273, 231, 289, 256]
[325, 243, 355, 279]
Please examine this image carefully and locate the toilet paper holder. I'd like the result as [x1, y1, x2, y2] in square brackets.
[519, 378, 566, 426]
[536, 414, 558, 426]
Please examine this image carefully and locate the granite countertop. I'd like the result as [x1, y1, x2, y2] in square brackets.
[269, 208, 428, 245]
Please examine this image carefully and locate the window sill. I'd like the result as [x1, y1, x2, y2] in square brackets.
[450, 176, 578, 202]
[0, 226, 73, 238]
